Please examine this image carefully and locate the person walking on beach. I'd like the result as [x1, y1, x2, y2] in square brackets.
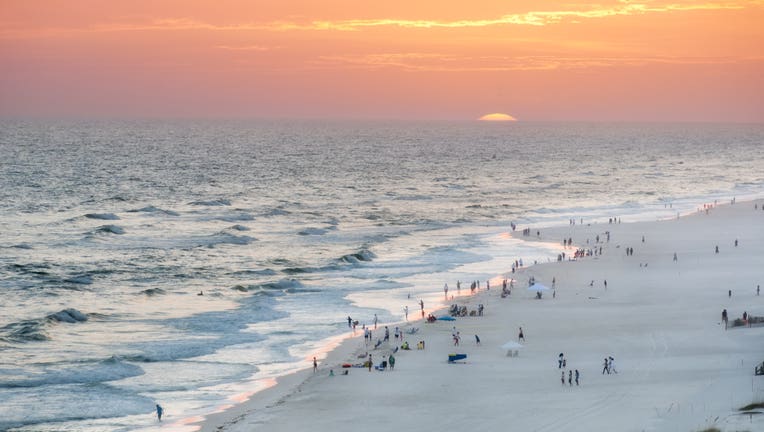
[602, 357, 610, 374]
[728, 290, 732, 298]
[368, 354, 372, 372]
[609, 356, 617, 374]
[673, 252, 678, 262]
[475, 334, 481, 345]
[404, 306, 408, 321]
[575, 369, 580, 386]
[561, 371, 565, 385]
[156, 404, 163, 422]
[373, 314, 378, 329]
[558, 353, 564, 369]
[722, 308, 728, 329]
[444, 283, 449, 298]
[518, 327, 525, 342]
[568, 370, 572, 386]
[388, 354, 395, 371]
[313, 357, 317, 373]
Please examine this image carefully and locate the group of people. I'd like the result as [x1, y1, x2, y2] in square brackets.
[602, 356, 618, 374]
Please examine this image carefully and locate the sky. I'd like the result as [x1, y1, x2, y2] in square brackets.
[1, 1, 763, 121]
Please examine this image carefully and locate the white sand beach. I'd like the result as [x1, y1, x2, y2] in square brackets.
[199, 199, 764, 432]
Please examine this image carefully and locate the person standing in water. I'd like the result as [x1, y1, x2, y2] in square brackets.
[156, 404, 163, 421]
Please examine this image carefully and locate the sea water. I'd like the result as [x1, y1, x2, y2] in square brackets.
[0, 120, 762, 431]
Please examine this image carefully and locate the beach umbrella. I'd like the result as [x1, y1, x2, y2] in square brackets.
[500, 341, 524, 357]
[527, 283, 551, 292]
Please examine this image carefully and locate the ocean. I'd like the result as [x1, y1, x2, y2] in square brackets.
[1, 120, 762, 431]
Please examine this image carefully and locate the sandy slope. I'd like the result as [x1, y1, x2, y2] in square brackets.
[200, 199, 764, 432]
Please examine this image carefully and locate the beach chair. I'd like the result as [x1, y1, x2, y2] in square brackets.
[448, 354, 467, 363]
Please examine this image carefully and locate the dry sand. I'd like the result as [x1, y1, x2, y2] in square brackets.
[198, 199, 764, 432]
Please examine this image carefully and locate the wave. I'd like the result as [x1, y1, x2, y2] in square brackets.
[94, 224, 125, 235]
[48, 308, 89, 323]
[0, 383, 155, 431]
[84, 213, 120, 220]
[127, 205, 180, 216]
[10, 243, 33, 249]
[140, 287, 166, 296]
[262, 208, 291, 217]
[63, 275, 93, 285]
[298, 227, 328, 236]
[206, 232, 256, 246]
[0, 357, 144, 388]
[338, 248, 376, 264]
[190, 199, 231, 206]
[216, 212, 254, 222]
[231, 268, 277, 276]
[1, 308, 92, 343]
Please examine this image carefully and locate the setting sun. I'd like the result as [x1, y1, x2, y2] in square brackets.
[478, 113, 518, 122]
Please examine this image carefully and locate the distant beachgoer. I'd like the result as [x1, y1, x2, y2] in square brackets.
[404, 306, 408, 321]
[389, 354, 395, 371]
[609, 356, 617, 374]
[444, 283, 448, 298]
[374, 314, 378, 329]
[558, 353, 564, 369]
[604, 280, 607, 290]
[575, 369, 580, 385]
[475, 335, 481, 345]
[518, 327, 525, 342]
[758, 285, 760, 296]
[561, 371, 565, 385]
[313, 357, 317, 372]
[156, 404, 163, 421]
[602, 357, 610, 374]
[735, 239, 738, 247]
[722, 309, 728, 329]
[728, 290, 732, 298]
[673, 252, 678, 262]
[715, 245, 719, 254]
[368, 354, 372, 371]
[568, 370, 572, 386]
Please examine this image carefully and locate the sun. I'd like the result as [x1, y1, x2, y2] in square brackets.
[478, 113, 518, 122]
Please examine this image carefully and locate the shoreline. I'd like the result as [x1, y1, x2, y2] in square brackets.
[198, 198, 764, 432]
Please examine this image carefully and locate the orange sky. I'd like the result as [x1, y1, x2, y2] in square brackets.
[1, 0, 762, 121]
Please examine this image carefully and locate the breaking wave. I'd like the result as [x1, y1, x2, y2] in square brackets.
[1, 308, 93, 343]
[84, 213, 120, 220]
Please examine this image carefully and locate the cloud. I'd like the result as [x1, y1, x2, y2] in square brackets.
[0, 1, 755, 39]
[216, 45, 277, 51]
[311, 53, 764, 72]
